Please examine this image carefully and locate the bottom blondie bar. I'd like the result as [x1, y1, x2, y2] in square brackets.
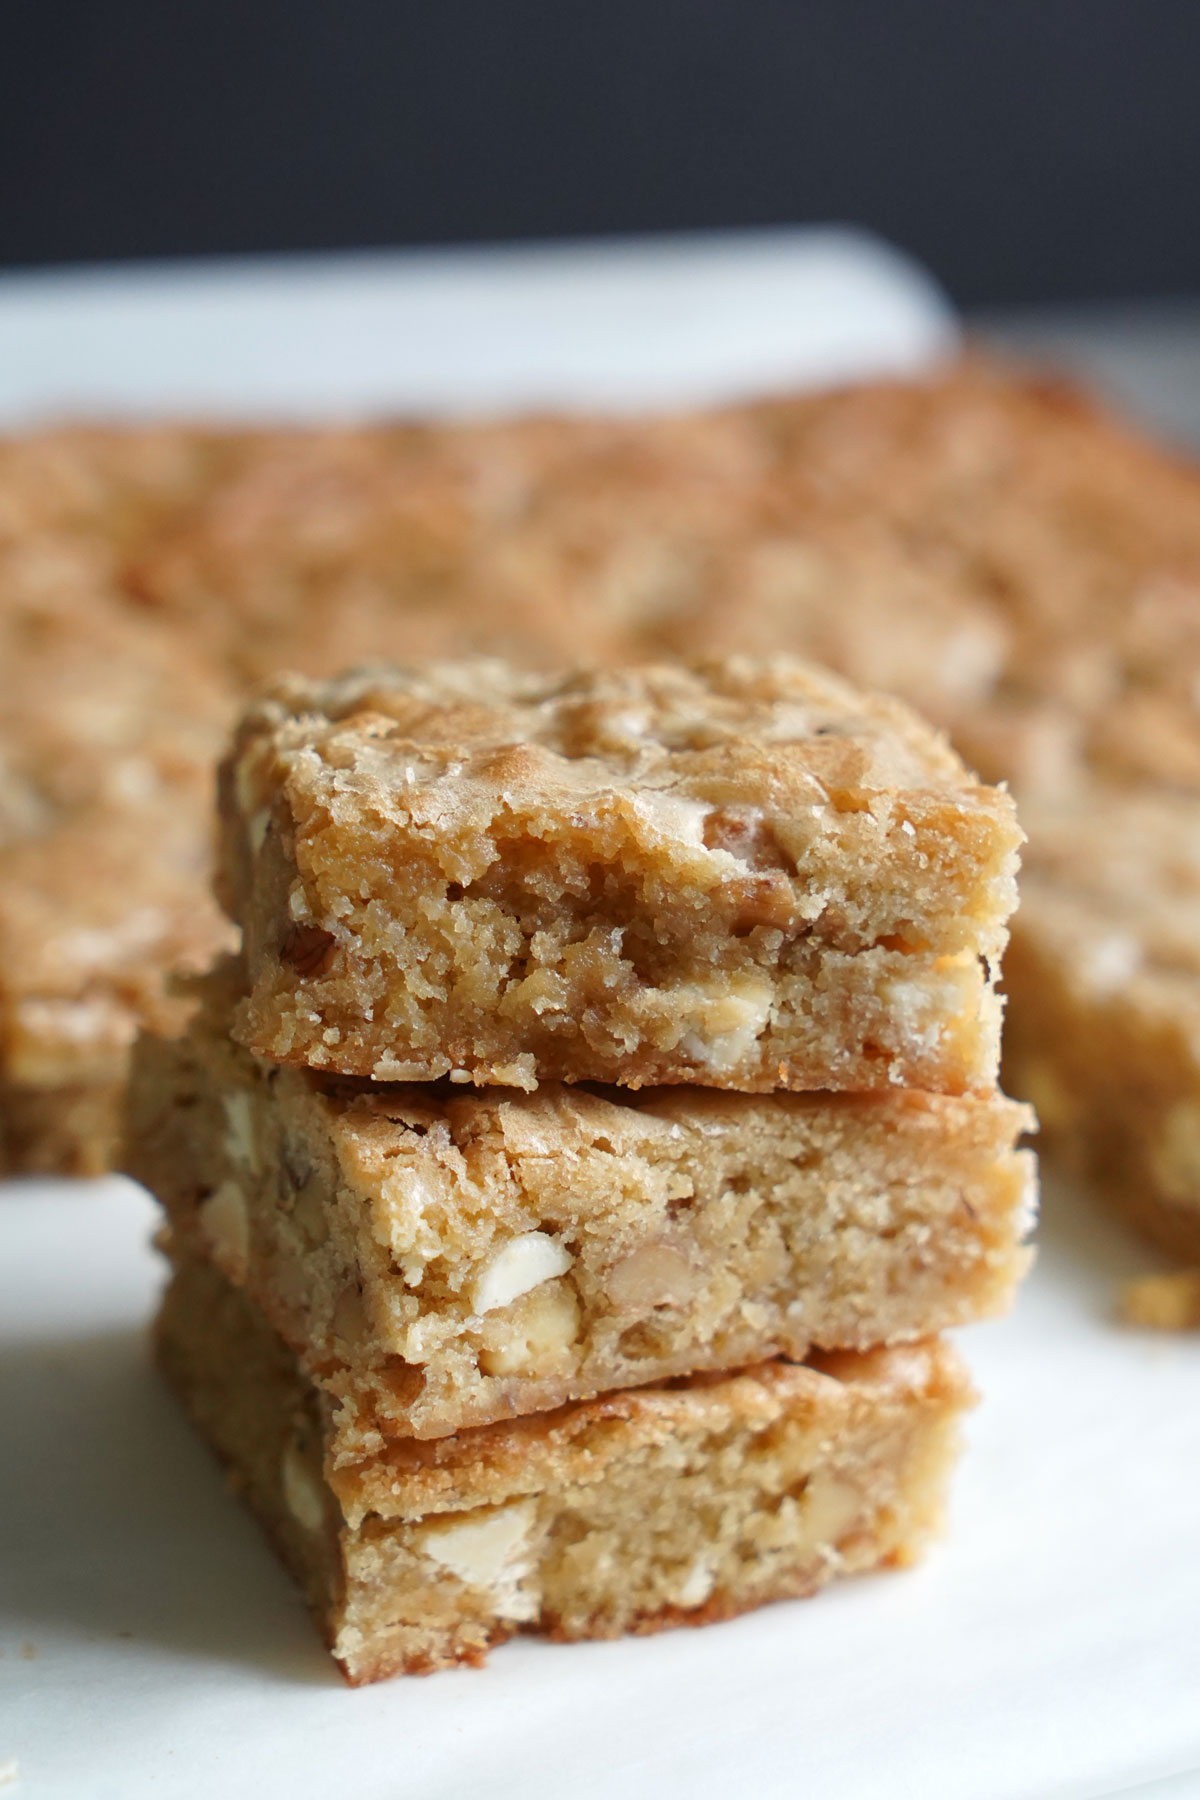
[157, 1256, 973, 1683]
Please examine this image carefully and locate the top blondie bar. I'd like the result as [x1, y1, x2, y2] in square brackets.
[220, 657, 1020, 1094]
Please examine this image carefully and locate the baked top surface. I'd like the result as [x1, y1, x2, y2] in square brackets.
[216, 653, 1018, 1094]
[229, 654, 976, 808]
[222, 654, 1018, 960]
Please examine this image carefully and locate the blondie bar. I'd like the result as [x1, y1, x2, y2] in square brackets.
[1003, 780, 1200, 1260]
[0, 719, 234, 1175]
[157, 1255, 973, 1681]
[0, 435, 240, 1172]
[219, 658, 1021, 1095]
[125, 965, 1033, 1445]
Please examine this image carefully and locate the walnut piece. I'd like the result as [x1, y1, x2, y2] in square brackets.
[198, 1179, 250, 1285]
[280, 923, 337, 977]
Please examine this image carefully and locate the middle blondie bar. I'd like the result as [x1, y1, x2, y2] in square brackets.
[218, 658, 1021, 1095]
[126, 966, 1034, 1450]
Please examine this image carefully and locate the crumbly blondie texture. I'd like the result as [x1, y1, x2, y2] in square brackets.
[219, 658, 1020, 1096]
[156, 1256, 973, 1682]
[125, 964, 1033, 1445]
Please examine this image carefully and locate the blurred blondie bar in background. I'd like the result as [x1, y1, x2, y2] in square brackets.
[5, 361, 1200, 1264]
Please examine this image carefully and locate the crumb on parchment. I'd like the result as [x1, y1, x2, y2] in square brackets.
[1119, 1269, 1200, 1331]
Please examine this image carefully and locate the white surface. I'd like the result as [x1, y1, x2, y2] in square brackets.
[2, 1178, 1199, 1800]
[0, 231, 1196, 1798]
[0, 227, 954, 423]
[981, 298, 1200, 452]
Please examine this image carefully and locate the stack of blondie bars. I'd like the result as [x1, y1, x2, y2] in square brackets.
[125, 656, 1034, 1681]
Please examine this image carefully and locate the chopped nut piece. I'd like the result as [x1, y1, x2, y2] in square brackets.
[197, 1178, 249, 1285]
[605, 1242, 703, 1311]
[222, 1089, 261, 1175]
[281, 1442, 327, 1534]
[477, 1279, 580, 1377]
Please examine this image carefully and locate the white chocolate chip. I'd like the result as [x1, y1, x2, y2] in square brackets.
[107, 755, 158, 805]
[234, 747, 272, 818]
[248, 807, 271, 853]
[799, 1474, 861, 1549]
[470, 1232, 573, 1314]
[1079, 930, 1141, 995]
[281, 1443, 326, 1535]
[880, 954, 975, 1052]
[416, 1499, 539, 1621]
[333, 1285, 368, 1347]
[633, 791, 712, 849]
[198, 1179, 250, 1285]
[935, 619, 1008, 706]
[674, 1557, 717, 1610]
[678, 974, 773, 1072]
[222, 1090, 261, 1176]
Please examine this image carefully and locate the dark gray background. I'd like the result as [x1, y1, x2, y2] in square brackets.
[4, 1, 1200, 305]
